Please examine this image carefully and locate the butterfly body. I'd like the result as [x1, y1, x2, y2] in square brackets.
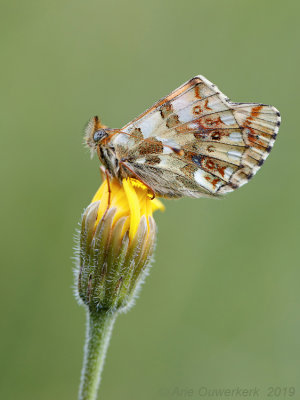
[85, 76, 280, 198]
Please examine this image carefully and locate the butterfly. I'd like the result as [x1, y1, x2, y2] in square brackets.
[85, 75, 281, 198]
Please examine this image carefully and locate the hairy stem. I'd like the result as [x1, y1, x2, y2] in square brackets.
[79, 310, 117, 400]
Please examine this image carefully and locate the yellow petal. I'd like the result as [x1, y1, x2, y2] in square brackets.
[91, 177, 164, 242]
[95, 189, 109, 226]
[122, 178, 140, 241]
[91, 181, 107, 203]
[151, 198, 165, 212]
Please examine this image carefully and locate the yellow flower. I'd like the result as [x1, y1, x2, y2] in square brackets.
[91, 178, 164, 241]
[75, 178, 164, 313]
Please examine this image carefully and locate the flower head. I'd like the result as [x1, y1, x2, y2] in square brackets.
[75, 178, 164, 314]
[92, 178, 164, 241]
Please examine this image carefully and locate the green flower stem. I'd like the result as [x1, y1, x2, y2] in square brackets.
[79, 310, 117, 400]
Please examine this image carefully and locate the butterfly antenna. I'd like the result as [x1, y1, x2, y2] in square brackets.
[94, 116, 107, 130]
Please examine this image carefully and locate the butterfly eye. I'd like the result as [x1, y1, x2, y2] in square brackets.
[93, 129, 107, 143]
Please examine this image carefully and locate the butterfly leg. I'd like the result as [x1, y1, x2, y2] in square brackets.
[119, 160, 156, 199]
[105, 169, 112, 208]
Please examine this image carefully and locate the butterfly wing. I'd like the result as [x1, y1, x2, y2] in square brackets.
[111, 76, 280, 198]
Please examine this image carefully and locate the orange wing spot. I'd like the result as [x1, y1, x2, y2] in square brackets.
[207, 145, 215, 153]
[212, 178, 220, 187]
[193, 100, 211, 115]
[193, 105, 202, 115]
[205, 176, 220, 188]
[206, 160, 215, 170]
[248, 133, 257, 144]
[244, 125, 268, 147]
[203, 157, 226, 178]
[206, 118, 214, 126]
[244, 105, 263, 125]
[205, 116, 223, 127]
[217, 165, 226, 177]
[245, 126, 255, 135]
[204, 99, 211, 110]
[195, 85, 202, 99]
[247, 133, 266, 148]
[251, 105, 263, 117]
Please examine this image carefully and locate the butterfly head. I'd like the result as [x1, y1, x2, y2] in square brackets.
[93, 129, 108, 143]
[84, 116, 110, 155]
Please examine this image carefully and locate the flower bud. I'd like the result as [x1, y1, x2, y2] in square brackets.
[74, 178, 164, 314]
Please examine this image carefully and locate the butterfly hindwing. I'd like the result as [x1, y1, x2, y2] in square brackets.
[111, 76, 280, 198]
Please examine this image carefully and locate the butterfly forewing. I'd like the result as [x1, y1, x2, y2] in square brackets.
[110, 76, 280, 198]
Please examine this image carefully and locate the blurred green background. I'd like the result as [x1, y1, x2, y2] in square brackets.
[1, 0, 299, 399]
